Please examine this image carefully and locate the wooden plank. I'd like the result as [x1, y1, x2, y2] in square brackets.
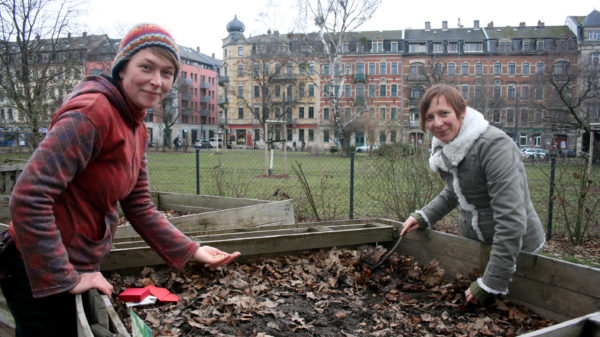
[517, 312, 600, 337]
[102, 223, 395, 271]
[156, 192, 268, 210]
[114, 199, 295, 239]
[392, 226, 600, 323]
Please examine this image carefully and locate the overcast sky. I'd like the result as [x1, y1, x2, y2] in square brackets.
[75, 0, 598, 59]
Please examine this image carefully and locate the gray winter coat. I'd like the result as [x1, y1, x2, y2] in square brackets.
[417, 107, 545, 295]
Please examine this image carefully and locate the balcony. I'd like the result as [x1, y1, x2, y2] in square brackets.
[407, 74, 427, 82]
[408, 97, 422, 106]
[409, 120, 420, 128]
[181, 78, 193, 86]
[200, 81, 211, 89]
[181, 108, 193, 116]
[272, 73, 298, 81]
[354, 73, 367, 83]
[218, 118, 227, 126]
[200, 109, 211, 117]
[218, 97, 228, 106]
[218, 76, 229, 86]
[201, 95, 211, 103]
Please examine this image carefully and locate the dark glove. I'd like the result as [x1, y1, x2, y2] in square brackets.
[468, 280, 492, 302]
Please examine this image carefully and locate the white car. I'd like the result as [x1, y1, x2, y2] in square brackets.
[355, 144, 380, 153]
[521, 148, 549, 161]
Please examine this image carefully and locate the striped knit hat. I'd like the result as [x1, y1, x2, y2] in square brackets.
[111, 23, 179, 81]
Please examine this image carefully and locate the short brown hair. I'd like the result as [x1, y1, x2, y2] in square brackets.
[419, 84, 467, 132]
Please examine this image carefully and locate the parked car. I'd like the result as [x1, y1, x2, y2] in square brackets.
[209, 138, 224, 148]
[355, 144, 380, 153]
[194, 139, 213, 149]
[521, 148, 549, 161]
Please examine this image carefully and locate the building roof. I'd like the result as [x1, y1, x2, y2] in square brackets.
[178, 45, 222, 68]
[484, 25, 574, 39]
[404, 27, 486, 42]
[582, 9, 600, 27]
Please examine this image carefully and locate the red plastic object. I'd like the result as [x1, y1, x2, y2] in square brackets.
[118, 288, 150, 302]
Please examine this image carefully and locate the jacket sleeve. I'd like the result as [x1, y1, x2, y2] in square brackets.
[478, 135, 528, 294]
[9, 112, 97, 298]
[119, 155, 199, 271]
[419, 182, 459, 227]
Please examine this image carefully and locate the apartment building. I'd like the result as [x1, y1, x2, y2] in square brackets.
[219, 11, 599, 153]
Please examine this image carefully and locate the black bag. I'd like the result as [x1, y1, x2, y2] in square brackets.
[0, 230, 16, 280]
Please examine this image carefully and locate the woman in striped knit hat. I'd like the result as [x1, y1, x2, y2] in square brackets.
[1, 23, 240, 336]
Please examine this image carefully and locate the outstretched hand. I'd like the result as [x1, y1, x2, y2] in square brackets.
[400, 216, 420, 236]
[194, 245, 241, 266]
[69, 271, 113, 297]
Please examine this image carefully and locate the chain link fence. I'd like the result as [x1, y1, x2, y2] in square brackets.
[147, 146, 599, 239]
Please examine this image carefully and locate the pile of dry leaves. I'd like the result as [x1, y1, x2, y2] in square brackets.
[108, 246, 554, 337]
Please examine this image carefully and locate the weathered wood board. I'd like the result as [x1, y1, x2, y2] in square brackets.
[114, 192, 295, 238]
[517, 311, 600, 337]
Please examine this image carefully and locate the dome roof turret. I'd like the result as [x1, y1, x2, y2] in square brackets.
[227, 15, 245, 33]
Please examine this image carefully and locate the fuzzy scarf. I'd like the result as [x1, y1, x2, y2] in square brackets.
[428, 107, 489, 241]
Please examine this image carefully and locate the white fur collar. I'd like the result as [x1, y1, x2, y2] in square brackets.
[429, 107, 489, 172]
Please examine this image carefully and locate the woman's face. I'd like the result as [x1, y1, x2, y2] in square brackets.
[119, 48, 175, 110]
[424, 94, 464, 143]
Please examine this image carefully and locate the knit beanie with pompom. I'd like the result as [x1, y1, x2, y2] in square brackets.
[111, 23, 179, 81]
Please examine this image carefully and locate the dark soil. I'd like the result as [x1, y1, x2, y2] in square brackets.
[109, 247, 555, 337]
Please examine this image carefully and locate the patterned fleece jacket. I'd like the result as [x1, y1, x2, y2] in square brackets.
[9, 75, 199, 298]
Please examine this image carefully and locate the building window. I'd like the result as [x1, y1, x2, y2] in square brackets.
[448, 43, 458, 53]
[522, 62, 530, 75]
[299, 129, 305, 142]
[372, 41, 383, 53]
[536, 62, 544, 73]
[237, 47, 244, 56]
[536, 41, 544, 51]
[494, 82, 501, 99]
[380, 62, 387, 75]
[391, 62, 398, 74]
[461, 85, 469, 99]
[253, 85, 259, 98]
[521, 86, 530, 100]
[323, 64, 330, 76]
[356, 63, 365, 74]
[409, 43, 426, 52]
[519, 133, 527, 146]
[461, 62, 469, 75]
[475, 62, 483, 75]
[369, 63, 376, 75]
[534, 109, 542, 123]
[391, 107, 397, 120]
[433, 43, 443, 53]
[308, 84, 315, 97]
[237, 85, 243, 97]
[507, 84, 515, 100]
[391, 84, 397, 97]
[520, 109, 529, 126]
[344, 84, 351, 97]
[324, 130, 330, 142]
[344, 63, 352, 75]
[447, 63, 456, 75]
[299, 106, 305, 119]
[391, 42, 398, 52]
[494, 62, 502, 75]
[523, 41, 530, 51]
[507, 109, 514, 124]
[308, 129, 314, 141]
[356, 84, 365, 97]
[391, 131, 397, 142]
[323, 108, 329, 120]
[464, 42, 483, 52]
[508, 62, 516, 75]
[238, 107, 243, 119]
[591, 53, 600, 66]
[274, 85, 281, 97]
[555, 61, 569, 75]
[379, 107, 386, 120]
[299, 84, 304, 97]
[380, 131, 386, 143]
[493, 109, 500, 123]
[369, 84, 376, 97]
[379, 84, 386, 97]
[308, 106, 314, 119]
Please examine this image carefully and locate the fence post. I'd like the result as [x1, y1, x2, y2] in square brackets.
[547, 153, 556, 240]
[349, 151, 355, 219]
[196, 145, 200, 195]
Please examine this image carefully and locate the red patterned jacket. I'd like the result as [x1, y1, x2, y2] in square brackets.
[9, 75, 199, 298]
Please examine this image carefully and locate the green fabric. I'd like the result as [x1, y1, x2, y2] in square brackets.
[469, 280, 492, 302]
[410, 212, 427, 229]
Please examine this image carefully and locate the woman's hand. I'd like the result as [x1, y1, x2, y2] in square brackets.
[193, 245, 241, 266]
[400, 216, 420, 236]
[68, 271, 113, 297]
[465, 288, 475, 303]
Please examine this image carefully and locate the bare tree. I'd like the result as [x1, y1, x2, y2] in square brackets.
[534, 54, 600, 173]
[0, 0, 82, 149]
[156, 81, 183, 149]
[298, 0, 382, 154]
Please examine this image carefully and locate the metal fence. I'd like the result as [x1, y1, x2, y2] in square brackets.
[146, 146, 600, 239]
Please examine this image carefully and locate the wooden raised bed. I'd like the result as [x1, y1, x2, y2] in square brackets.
[1, 217, 599, 336]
